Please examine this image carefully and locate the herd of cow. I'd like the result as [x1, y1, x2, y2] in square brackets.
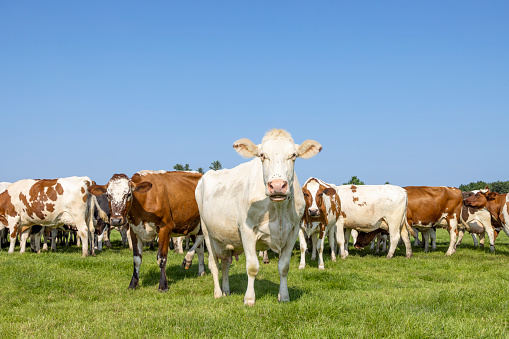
[1, 129, 508, 306]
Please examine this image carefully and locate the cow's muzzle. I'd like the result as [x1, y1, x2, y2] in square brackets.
[110, 218, 124, 226]
[308, 208, 320, 217]
[267, 179, 288, 201]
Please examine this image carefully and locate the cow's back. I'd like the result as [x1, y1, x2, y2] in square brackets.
[196, 161, 257, 252]
[6, 177, 92, 226]
[336, 185, 407, 230]
[405, 186, 462, 225]
[131, 171, 202, 234]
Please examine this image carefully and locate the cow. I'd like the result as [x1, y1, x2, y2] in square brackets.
[0, 182, 10, 250]
[333, 184, 412, 259]
[464, 188, 509, 244]
[0, 176, 96, 256]
[196, 129, 321, 305]
[404, 186, 463, 255]
[88, 170, 205, 291]
[91, 194, 111, 251]
[299, 177, 341, 270]
[457, 190, 495, 251]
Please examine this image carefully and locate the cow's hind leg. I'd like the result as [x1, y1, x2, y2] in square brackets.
[278, 223, 300, 303]
[445, 220, 458, 256]
[298, 228, 308, 269]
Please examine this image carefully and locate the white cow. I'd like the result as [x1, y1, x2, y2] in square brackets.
[0, 176, 96, 256]
[196, 129, 321, 305]
[335, 184, 413, 259]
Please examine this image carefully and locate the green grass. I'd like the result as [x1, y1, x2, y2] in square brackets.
[1, 230, 509, 338]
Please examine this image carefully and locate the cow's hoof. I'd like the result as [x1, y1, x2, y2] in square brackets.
[198, 271, 206, 277]
[182, 258, 192, 269]
[158, 287, 168, 293]
[298, 264, 305, 270]
[244, 298, 255, 306]
[318, 265, 325, 270]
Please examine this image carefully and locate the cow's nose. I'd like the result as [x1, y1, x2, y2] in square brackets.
[111, 218, 123, 226]
[267, 179, 288, 195]
[308, 208, 319, 216]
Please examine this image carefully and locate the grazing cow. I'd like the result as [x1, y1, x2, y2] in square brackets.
[335, 185, 412, 259]
[404, 186, 463, 255]
[299, 177, 341, 270]
[0, 176, 96, 256]
[88, 171, 205, 291]
[457, 190, 495, 251]
[196, 129, 321, 305]
[464, 188, 509, 242]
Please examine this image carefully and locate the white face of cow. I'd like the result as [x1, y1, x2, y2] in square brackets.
[304, 179, 321, 215]
[106, 175, 132, 226]
[233, 129, 322, 202]
[88, 174, 152, 227]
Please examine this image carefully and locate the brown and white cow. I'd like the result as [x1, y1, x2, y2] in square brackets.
[196, 129, 321, 305]
[464, 188, 509, 243]
[335, 184, 412, 259]
[299, 177, 341, 270]
[404, 186, 463, 255]
[88, 171, 205, 291]
[0, 176, 96, 256]
[457, 190, 495, 251]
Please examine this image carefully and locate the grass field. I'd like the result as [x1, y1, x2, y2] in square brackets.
[1, 229, 509, 338]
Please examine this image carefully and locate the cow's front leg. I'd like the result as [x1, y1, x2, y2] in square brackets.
[129, 231, 143, 289]
[221, 259, 231, 296]
[157, 226, 171, 292]
[278, 223, 300, 303]
[316, 230, 326, 270]
[240, 228, 259, 306]
[19, 229, 29, 254]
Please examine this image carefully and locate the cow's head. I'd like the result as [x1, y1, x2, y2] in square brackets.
[464, 187, 498, 208]
[233, 129, 321, 202]
[302, 178, 337, 218]
[88, 174, 152, 226]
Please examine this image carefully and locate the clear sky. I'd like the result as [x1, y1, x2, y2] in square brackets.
[1, 1, 508, 187]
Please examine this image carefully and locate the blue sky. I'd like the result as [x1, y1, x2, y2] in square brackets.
[1, 1, 508, 187]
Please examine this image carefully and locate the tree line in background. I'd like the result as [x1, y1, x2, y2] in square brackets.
[343, 176, 509, 194]
[173, 161, 223, 174]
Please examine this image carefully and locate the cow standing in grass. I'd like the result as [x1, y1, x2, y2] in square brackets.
[88, 171, 205, 291]
[0, 177, 96, 256]
[404, 186, 463, 255]
[299, 177, 341, 270]
[196, 129, 321, 305]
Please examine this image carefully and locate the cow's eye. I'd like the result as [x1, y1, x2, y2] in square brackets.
[290, 153, 297, 159]
[260, 153, 267, 160]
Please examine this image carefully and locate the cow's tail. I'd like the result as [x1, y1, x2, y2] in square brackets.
[402, 195, 416, 238]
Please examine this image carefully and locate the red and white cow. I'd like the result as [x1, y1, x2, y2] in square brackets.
[404, 186, 463, 255]
[0, 182, 10, 250]
[457, 190, 495, 251]
[464, 188, 509, 246]
[0, 176, 96, 256]
[88, 171, 205, 291]
[196, 129, 321, 305]
[335, 185, 412, 259]
[299, 177, 341, 270]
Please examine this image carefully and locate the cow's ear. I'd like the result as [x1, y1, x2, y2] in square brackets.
[487, 192, 497, 200]
[233, 138, 260, 158]
[133, 181, 152, 194]
[88, 185, 107, 196]
[296, 140, 322, 159]
[323, 187, 337, 196]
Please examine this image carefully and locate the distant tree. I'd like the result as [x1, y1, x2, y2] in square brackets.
[343, 176, 365, 185]
[173, 164, 191, 171]
[458, 180, 509, 193]
[385, 181, 390, 185]
[197, 167, 204, 174]
[209, 161, 222, 171]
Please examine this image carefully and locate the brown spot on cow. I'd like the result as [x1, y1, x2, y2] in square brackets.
[0, 191, 17, 219]
[340, 211, 347, 218]
[82, 194, 88, 203]
[19, 180, 66, 220]
[353, 197, 359, 203]
[351, 185, 357, 193]
[81, 187, 85, 194]
[55, 183, 64, 195]
[46, 203, 55, 213]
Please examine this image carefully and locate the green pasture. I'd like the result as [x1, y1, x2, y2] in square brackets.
[1, 230, 508, 338]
